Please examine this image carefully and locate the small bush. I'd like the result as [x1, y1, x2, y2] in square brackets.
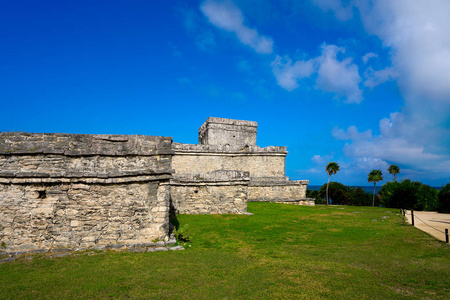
[306, 189, 325, 204]
[174, 224, 191, 242]
[313, 182, 373, 206]
[379, 180, 439, 211]
[437, 183, 450, 213]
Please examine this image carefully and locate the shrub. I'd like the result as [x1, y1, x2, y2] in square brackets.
[379, 180, 439, 211]
[319, 182, 350, 205]
[174, 224, 191, 242]
[437, 183, 450, 213]
[308, 183, 373, 206]
[348, 187, 372, 206]
[306, 189, 325, 204]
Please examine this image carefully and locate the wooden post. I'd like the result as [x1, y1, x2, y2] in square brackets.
[446, 229, 449, 244]
[411, 209, 414, 226]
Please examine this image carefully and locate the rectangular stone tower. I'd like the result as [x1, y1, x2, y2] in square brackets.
[198, 117, 258, 146]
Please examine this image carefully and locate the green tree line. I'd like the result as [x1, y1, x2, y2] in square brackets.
[306, 162, 449, 212]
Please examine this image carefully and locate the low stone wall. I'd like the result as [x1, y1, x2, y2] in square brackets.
[269, 198, 316, 206]
[248, 178, 311, 204]
[1, 237, 184, 263]
[0, 179, 170, 252]
[0, 132, 174, 254]
[170, 170, 250, 214]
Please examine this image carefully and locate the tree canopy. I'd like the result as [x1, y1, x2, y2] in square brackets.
[368, 170, 383, 206]
[325, 162, 340, 205]
[368, 170, 383, 184]
[326, 162, 340, 176]
[388, 165, 400, 181]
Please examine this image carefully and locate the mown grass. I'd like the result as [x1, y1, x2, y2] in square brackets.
[1, 203, 449, 299]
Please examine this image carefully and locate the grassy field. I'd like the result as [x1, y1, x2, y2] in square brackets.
[1, 203, 449, 299]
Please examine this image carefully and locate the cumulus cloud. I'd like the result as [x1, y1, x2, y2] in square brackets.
[272, 44, 363, 103]
[356, 0, 450, 106]
[313, 0, 353, 21]
[311, 154, 334, 165]
[316, 44, 363, 103]
[362, 52, 378, 64]
[315, 0, 450, 111]
[354, 157, 389, 171]
[336, 112, 450, 182]
[271, 55, 315, 91]
[314, 0, 450, 184]
[200, 0, 273, 54]
[199, 1, 362, 103]
[331, 125, 372, 141]
[363, 67, 397, 88]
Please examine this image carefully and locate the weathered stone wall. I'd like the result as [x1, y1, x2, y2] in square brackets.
[248, 178, 309, 202]
[270, 199, 315, 206]
[0, 132, 173, 253]
[198, 117, 257, 146]
[0, 132, 173, 157]
[0, 180, 170, 251]
[172, 143, 286, 178]
[170, 170, 249, 214]
[0, 117, 314, 255]
[173, 117, 314, 207]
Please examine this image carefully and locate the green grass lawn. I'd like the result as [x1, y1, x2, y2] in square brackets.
[1, 203, 449, 299]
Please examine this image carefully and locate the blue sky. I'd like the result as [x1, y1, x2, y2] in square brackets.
[1, 0, 449, 187]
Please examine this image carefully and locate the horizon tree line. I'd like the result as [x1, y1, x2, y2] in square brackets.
[325, 162, 401, 206]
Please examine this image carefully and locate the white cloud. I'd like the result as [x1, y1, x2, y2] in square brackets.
[313, 0, 353, 21]
[340, 113, 450, 181]
[356, 0, 450, 106]
[363, 67, 397, 88]
[354, 157, 389, 171]
[311, 154, 334, 165]
[200, 0, 273, 54]
[199, 1, 363, 103]
[314, 0, 450, 184]
[362, 52, 378, 64]
[332, 125, 372, 141]
[316, 44, 363, 103]
[271, 55, 314, 91]
[271, 44, 362, 102]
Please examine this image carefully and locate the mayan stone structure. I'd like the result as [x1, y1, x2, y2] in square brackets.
[172, 117, 310, 209]
[0, 133, 173, 253]
[170, 170, 249, 214]
[0, 117, 312, 255]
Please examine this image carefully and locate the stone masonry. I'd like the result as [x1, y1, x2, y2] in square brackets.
[173, 117, 311, 209]
[0, 133, 173, 254]
[170, 170, 249, 214]
[198, 117, 257, 146]
[0, 117, 312, 255]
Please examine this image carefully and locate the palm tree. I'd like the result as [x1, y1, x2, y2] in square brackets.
[388, 164, 400, 181]
[325, 162, 340, 205]
[368, 170, 383, 206]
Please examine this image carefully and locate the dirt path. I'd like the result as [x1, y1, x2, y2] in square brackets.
[404, 210, 450, 242]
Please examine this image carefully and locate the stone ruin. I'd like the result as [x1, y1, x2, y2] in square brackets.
[0, 117, 313, 256]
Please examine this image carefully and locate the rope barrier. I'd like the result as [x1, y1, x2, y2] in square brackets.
[412, 213, 446, 234]
[402, 209, 448, 243]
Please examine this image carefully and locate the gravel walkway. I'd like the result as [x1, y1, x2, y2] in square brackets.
[405, 210, 450, 242]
